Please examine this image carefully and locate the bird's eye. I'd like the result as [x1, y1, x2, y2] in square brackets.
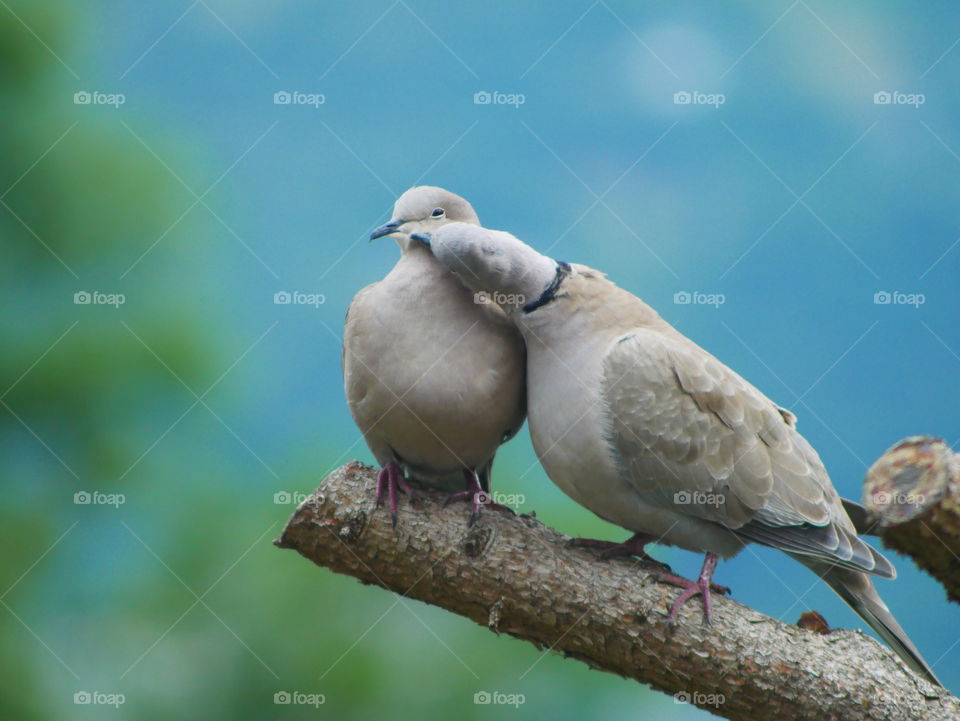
[430, 208, 445, 219]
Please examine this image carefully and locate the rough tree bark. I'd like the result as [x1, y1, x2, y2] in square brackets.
[275, 461, 958, 721]
[863, 436, 960, 604]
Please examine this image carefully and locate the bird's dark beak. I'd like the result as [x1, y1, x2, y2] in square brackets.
[369, 220, 403, 241]
[410, 232, 432, 247]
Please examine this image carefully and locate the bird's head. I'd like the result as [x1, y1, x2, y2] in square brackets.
[412, 222, 559, 313]
[369, 186, 479, 251]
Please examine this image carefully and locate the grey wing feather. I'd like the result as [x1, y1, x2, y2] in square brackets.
[601, 329, 893, 577]
[840, 497, 880, 536]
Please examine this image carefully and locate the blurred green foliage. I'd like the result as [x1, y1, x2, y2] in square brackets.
[1, 3, 211, 719]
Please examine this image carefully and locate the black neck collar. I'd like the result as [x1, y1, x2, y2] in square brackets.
[522, 261, 570, 314]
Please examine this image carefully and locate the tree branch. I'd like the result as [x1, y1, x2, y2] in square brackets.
[275, 462, 957, 721]
[864, 436, 960, 603]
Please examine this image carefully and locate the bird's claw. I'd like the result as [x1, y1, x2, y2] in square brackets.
[444, 489, 510, 525]
[375, 462, 414, 527]
[443, 468, 511, 523]
[660, 553, 723, 625]
[566, 533, 666, 569]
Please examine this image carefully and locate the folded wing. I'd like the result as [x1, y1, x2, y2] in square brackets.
[600, 328, 893, 578]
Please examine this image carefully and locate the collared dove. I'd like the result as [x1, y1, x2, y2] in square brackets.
[343, 187, 525, 525]
[414, 222, 940, 686]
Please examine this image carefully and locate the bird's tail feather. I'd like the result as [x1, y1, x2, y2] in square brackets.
[791, 556, 941, 687]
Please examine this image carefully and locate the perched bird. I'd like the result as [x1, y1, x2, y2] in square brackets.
[343, 187, 526, 525]
[415, 221, 940, 686]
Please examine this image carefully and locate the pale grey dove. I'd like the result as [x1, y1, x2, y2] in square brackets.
[343, 187, 526, 525]
[414, 221, 939, 686]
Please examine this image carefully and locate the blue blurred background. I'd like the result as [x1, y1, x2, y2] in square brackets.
[2, 1, 958, 719]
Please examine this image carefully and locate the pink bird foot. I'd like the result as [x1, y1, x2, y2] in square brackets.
[375, 461, 415, 528]
[566, 532, 668, 569]
[444, 469, 511, 525]
[660, 552, 730, 624]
